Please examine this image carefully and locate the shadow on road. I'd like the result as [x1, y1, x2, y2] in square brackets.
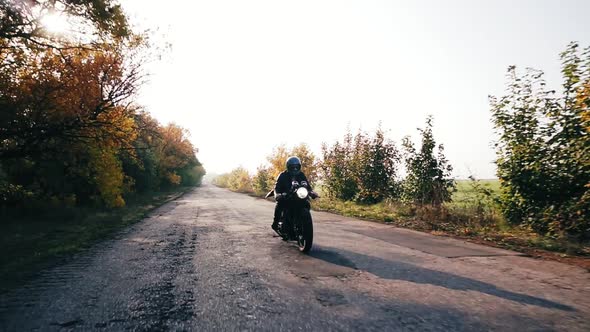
[344, 298, 551, 331]
[309, 246, 574, 312]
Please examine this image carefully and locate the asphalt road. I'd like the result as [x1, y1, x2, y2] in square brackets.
[1, 184, 589, 331]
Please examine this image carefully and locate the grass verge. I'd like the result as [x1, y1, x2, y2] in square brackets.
[0, 187, 194, 293]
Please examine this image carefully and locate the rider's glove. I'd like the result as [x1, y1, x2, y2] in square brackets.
[275, 193, 287, 202]
[309, 191, 319, 199]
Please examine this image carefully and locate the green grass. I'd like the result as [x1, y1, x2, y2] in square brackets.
[313, 199, 397, 222]
[452, 179, 501, 202]
[0, 187, 193, 293]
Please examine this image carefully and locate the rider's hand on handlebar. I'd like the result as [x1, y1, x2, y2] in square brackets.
[275, 192, 287, 201]
[310, 191, 319, 199]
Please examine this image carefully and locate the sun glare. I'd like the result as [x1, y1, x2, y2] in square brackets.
[41, 13, 70, 34]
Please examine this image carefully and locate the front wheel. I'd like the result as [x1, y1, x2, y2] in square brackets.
[297, 210, 313, 253]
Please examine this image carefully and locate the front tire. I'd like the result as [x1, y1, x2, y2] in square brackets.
[298, 210, 313, 253]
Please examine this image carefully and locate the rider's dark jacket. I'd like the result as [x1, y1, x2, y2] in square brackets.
[274, 171, 312, 195]
[273, 171, 313, 223]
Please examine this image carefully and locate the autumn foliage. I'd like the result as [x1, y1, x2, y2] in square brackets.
[213, 143, 319, 196]
[0, 1, 205, 211]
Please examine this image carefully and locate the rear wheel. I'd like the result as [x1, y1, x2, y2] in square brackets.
[297, 210, 313, 253]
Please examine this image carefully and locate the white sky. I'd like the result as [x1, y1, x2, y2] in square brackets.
[122, 0, 590, 178]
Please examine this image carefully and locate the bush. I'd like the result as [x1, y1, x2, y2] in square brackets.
[252, 166, 272, 196]
[213, 167, 253, 193]
[320, 126, 400, 203]
[491, 43, 590, 240]
[401, 116, 455, 206]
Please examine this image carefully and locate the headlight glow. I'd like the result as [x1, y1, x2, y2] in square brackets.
[296, 187, 309, 199]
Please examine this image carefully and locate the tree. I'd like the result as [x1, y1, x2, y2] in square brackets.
[120, 111, 160, 193]
[227, 167, 252, 193]
[353, 125, 400, 203]
[291, 143, 319, 185]
[90, 147, 127, 207]
[0, 0, 129, 50]
[320, 126, 400, 202]
[402, 116, 455, 206]
[0, 45, 141, 161]
[0, 0, 145, 161]
[0, 45, 140, 207]
[154, 124, 200, 187]
[0, 0, 206, 210]
[266, 145, 289, 179]
[252, 165, 272, 196]
[491, 43, 590, 239]
[266, 143, 319, 184]
[320, 128, 359, 200]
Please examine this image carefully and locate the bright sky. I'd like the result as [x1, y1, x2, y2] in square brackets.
[122, 0, 590, 178]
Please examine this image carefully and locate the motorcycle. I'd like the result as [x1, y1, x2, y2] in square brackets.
[266, 180, 317, 253]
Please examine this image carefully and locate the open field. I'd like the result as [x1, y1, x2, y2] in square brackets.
[452, 179, 501, 202]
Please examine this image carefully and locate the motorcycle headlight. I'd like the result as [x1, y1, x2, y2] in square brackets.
[296, 187, 309, 199]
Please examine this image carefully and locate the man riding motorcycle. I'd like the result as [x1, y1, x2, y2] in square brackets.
[271, 156, 318, 233]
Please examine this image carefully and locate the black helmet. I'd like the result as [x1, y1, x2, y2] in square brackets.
[286, 156, 301, 176]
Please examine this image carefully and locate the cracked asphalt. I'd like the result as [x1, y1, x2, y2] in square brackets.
[1, 184, 589, 331]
